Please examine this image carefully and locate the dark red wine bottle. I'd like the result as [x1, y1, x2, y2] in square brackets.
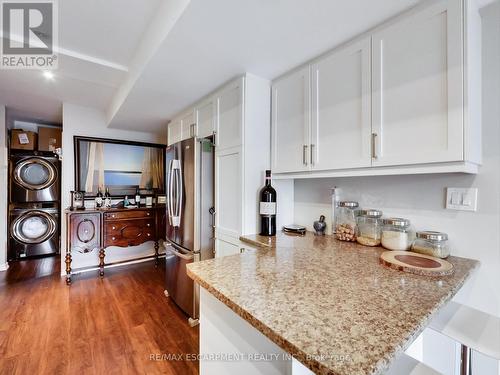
[259, 170, 277, 236]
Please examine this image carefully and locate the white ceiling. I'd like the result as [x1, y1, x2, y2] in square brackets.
[109, 0, 423, 132]
[0, 0, 162, 123]
[59, 0, 162, 67]
[1, 0, 494, 132]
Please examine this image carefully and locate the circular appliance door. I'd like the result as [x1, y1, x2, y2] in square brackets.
[14, 158, 57, 191]
[11, 210, 57, 244]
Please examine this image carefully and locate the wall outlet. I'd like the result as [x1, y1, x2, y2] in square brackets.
[446, 188, 478, 211]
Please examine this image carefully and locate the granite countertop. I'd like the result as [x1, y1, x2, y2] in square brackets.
[187, 231, 479, 375]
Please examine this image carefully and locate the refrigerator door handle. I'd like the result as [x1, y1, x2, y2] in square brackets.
[170, 245, 194, 261]
[167, 160, 174, 225]
[171, 159, 182, 227]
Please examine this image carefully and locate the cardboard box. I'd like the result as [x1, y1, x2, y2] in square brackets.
[11, 129, 37, 150]
[38, 127, 62, 152]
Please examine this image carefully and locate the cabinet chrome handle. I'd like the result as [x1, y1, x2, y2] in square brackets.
[310, 144, 315, 166]
[147, 233, 151, 237]
[111, 214, 115, 218]
[112, 237, 116, 241]
[371, 133, 378, 159]
[303, 145, 308, 166]
[146, 212, 150, 216]
[112, 226, 116, 230]
[146, 223, 150, 227]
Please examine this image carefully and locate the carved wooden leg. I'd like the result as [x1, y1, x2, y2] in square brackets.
[154, 241, 159, 267]
[99, 248, 105, 278]
[65, 252, 72, 285]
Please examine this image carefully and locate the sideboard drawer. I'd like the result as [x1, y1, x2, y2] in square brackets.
[105, 219, 154, 235]
[104, 220, 155, 248]
[104, 209, 154, 220]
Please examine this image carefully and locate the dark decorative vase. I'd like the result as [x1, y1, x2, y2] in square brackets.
[313, 215, 327, 236]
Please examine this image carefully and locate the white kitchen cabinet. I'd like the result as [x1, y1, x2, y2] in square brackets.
[167, 117, 182, 146]
[215, 238, 240, 258]
[372, 0, 465, 166]
[271, 66, 310, 173]
[215, 79, 243, 150]
[180, 110, 196, 141]
[271, 0, 481, 179]
[311, 36, 372, 170]
[196, 97, 216, 139]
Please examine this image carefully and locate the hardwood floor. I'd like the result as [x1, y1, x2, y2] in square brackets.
[0, 256, 61, 286]
[0, 259, 199, 375]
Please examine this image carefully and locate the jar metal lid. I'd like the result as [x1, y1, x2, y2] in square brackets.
[358, 209, 383, 218]
[383, 217, 410, 227]
[338, 201, 359, 208]
[416, 231, 448, 241]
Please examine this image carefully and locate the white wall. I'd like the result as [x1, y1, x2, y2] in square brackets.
[61, 103, 165, 273]
[292, 3, 500, 373]
[0, 105, 7, 271]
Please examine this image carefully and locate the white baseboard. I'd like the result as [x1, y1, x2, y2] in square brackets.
[59, 253, 166, 277]
[0, 262, 9, 271]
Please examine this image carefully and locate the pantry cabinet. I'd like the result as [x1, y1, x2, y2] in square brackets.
[215, 146, 242, 240]
[195, 97, 216, 139]
[215, 79, 243, 150]
[271, 67, 310, 173]
[311, 36, 372, 170]
[271, 0, 481, 178]
[180, 110, 196, 141]
[371, 0, 464, 166]
[167, 118, 182, 146]
[169, 74, 271, 257]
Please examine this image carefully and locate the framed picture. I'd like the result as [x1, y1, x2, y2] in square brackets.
[74, 136, 166, 198]
[156, 194, 167, 204]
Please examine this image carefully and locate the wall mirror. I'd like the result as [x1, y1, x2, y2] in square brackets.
[74, 136, 165, 198]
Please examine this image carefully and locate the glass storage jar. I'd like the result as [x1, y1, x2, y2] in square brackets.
[335, 201, 359, 242]
[356, 209, 383, 247]
[381, 218, 415, 251]
[411, 231, 450, 258]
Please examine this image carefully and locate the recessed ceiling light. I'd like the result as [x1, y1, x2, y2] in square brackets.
[43, 71, 55, 80]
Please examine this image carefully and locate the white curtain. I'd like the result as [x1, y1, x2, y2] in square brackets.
[84, 142, 105, 193]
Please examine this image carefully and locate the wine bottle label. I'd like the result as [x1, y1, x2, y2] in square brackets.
[95, 197, 103, 205]
[260, 202, 276, 215]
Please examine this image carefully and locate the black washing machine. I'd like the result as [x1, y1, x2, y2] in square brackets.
[8, 205, 60, 260]
[9, 154, 60, 203]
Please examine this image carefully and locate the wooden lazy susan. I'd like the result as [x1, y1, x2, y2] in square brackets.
[380, 251, 454, 276]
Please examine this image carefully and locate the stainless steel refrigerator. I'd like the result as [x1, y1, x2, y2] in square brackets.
[165, 136, 214, 323]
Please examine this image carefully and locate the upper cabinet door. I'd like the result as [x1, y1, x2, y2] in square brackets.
[310, 37, 372, 170]
[271, 67, 311, 173]
[196, 97, 216, 139]
[167, 118, 182, 146]
[215, 79, 243, 150]
[372, 0, 463, 166]
[180, 110, 196, 141]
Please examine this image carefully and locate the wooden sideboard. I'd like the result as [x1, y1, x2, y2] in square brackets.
[65, 206, 166, 284]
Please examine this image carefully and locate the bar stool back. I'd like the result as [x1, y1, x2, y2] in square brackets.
[429, 301, 500, 375]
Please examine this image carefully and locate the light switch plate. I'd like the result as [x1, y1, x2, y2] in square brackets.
[446, 188, 478, 211]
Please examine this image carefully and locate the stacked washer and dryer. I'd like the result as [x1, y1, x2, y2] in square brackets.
[8, 153, 61, 260]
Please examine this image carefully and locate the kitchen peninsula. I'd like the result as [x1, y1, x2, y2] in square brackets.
[187, 232, 479, 375]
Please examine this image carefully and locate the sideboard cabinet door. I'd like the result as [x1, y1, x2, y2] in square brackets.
[69, 213, 101, 254]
